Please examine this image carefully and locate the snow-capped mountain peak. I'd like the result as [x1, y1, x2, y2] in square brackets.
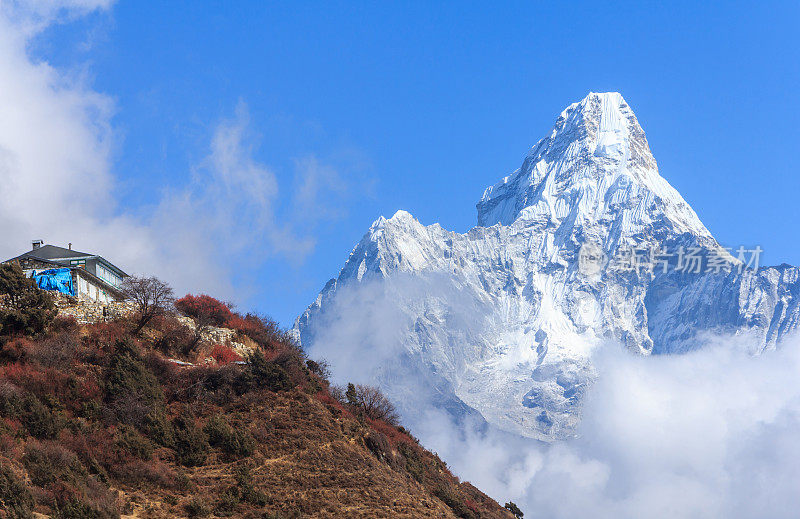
[477, 92, 712, 247]
[296, 92, 800, 440]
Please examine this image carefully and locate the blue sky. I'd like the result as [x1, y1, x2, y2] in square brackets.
[23, 1, 800, 324]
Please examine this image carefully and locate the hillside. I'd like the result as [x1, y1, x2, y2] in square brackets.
[0, 265, 516, 519]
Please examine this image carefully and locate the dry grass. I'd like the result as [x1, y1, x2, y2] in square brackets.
[0, 311, 513, 519]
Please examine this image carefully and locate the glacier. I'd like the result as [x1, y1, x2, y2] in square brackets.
[295, 92, 800, 440]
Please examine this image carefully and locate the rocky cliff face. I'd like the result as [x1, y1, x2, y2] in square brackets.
[296, 92, 800, 440]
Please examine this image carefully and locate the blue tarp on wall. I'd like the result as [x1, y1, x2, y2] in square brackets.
[31, 268, 75, 296]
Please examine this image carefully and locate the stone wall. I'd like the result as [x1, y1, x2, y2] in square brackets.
[52, 293, 136, 324]
[5, 291, 254, 359]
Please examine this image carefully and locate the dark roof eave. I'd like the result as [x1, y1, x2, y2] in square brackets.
[5, 250, 129, 279]
[4, 256, 67, 268]
[48, 254, 129, 277]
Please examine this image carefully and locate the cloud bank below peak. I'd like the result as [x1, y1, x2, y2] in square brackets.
[306, 272, 800, 518]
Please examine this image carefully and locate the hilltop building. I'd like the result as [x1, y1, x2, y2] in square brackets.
[3, 241, 128, 303]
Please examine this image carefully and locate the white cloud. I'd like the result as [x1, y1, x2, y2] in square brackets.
[305, 276, 800, 519]
[139, 102, 328, 299]
[542, 339, 800, 519]
[292, 155, 347, 225]
[0, 0, 113, 36]
[0, 2, 119, 252]
[445, 340, 800, 518]
[0, 5, 346, 302]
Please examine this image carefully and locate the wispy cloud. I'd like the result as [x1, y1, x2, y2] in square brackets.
[0, 1, 118, 249]
[0, 5, 350, 302]
[292, 155, 347, 225]
[0, 0, 113, 36]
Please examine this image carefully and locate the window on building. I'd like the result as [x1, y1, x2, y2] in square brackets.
[97, 264, 121, 287]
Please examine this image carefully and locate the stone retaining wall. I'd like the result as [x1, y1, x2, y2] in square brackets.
[52, 294, 136, 324]
[5, 292, 254, 358]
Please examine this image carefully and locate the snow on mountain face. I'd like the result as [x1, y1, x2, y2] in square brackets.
[295, 92, 800, 440]
[477, 92, 711, 240]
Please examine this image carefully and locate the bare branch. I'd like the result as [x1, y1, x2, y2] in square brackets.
[346, 383, 400, 425]
[120, 276, 175, 333]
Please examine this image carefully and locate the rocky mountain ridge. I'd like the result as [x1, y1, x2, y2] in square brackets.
[296, 92, 800, 439]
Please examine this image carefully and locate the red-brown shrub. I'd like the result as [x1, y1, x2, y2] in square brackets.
[175, 294, 234, 327]
[50, 374, 103, 416]
[150, 315, 196, 357]
[27, 332, 81, 369]
[270, 349, 307, 387]
[48, 316, 79, 335]
[225, 314, 265, 340]
[112, 459, 177, 487]
[0, 431, 20, 456]
[315, 390, 353, 419]
[209, 344, 242, 365]
[225, 313, 291, 352]
[82, 320, 130, 353]
[21, 439, 119, 517]
[346, 384, 400, 425]
[0, 336, 33, 362]
[0, 362, 71, 402]
[368, 418, 414, 446]
[59, 427, 117, 470]
[143, 351, 180, 383]
[164, 364, 242, 404]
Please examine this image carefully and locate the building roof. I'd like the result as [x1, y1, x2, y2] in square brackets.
[11, 244, 91, 261]
[5, 244, 129, 277]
